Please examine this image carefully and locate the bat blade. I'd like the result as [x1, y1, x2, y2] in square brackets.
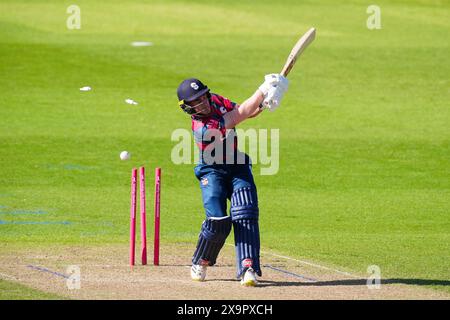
[281, 27, 316, 77]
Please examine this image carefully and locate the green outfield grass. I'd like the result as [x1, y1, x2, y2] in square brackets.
[0, 0, 449, 297]
[0, 279, 66, 300]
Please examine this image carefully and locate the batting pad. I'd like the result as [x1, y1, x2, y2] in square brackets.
[192, 216, 232, 266]
[230, 187, 261, 278]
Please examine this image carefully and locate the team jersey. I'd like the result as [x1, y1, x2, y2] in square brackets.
[191, 93, 247, 165]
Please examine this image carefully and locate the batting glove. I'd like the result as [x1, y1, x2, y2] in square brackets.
[258, 73, 283, 95]
[262, 76, 289, 111]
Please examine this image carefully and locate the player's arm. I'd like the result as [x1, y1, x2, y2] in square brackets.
[248, 107, 264, 118]
[223, 75, 280, 129]
[223, 90, 263, 129]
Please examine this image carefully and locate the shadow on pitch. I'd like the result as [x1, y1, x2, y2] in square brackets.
[257, 279, 450, 288]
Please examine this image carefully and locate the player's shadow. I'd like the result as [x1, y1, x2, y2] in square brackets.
[257, 279, 450, 288]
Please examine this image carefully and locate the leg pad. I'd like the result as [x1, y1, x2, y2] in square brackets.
[192, 216, 232, 266]
[230, 187, 261, 278]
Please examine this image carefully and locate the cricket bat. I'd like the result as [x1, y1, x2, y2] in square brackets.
[280, 27, 316, 77]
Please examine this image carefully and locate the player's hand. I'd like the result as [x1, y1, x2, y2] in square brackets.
[277, 75, 289, 91]
[258, 73, 283, 95]
[262, 76, 289, 111]
[262, 87, 282, 111]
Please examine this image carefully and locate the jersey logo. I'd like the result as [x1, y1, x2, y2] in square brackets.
[201, 178, 208, 186]
[191, 82, 199, 90]
[219, 106, 227, 114]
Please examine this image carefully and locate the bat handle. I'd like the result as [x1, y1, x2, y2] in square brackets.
[280, 66, 291, 78]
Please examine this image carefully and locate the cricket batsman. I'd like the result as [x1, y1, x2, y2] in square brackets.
[177, 74, 288, 286]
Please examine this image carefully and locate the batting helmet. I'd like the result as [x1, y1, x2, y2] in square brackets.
[177, 78, 210, 115]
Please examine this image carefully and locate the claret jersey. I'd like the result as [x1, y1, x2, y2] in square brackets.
[191, 94, 247, 165]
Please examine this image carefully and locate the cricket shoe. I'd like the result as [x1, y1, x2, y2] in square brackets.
[191, 264, 207, 281]
[240, 268, 258, 287]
